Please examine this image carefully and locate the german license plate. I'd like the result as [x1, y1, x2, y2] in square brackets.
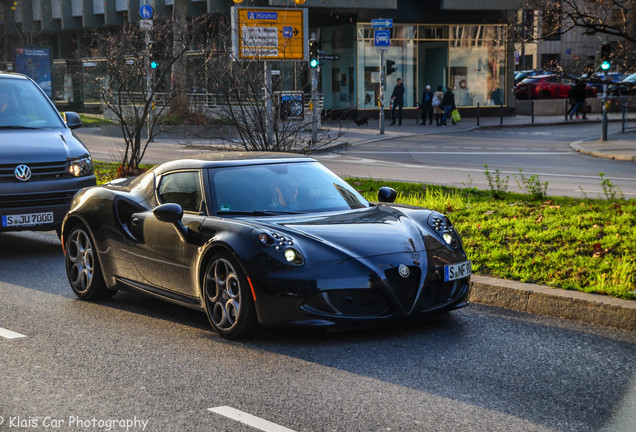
[444, 260, 471, 282]
[2, 212, 54, 227]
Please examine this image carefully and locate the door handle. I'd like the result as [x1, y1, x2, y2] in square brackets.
[131, 217, 141, 227]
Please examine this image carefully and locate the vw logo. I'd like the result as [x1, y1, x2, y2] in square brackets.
[14, 164, 32, 182]
[398, 264, 410, 278]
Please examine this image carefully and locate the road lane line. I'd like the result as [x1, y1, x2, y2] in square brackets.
[208, 406, 296, 432]
[0, 327, 26, 339]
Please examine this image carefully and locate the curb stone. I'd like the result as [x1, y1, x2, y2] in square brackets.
[470, 275, 636, 332]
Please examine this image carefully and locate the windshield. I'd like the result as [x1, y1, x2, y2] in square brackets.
[210, 161, 369, 214]
[519, 78, 540, 84]
[0, 77, 65, 129]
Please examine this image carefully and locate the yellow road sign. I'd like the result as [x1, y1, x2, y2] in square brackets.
[233, 7, 307, 61]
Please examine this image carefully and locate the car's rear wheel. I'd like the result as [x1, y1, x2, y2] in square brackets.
[203, 251, 256, 339]
[65, 224, 114, 300]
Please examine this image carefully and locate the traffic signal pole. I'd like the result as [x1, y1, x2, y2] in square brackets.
[379, 51, 385, 135]
[145, 28, 152, 142]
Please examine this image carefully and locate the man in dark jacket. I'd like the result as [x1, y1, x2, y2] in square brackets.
[569, 81, 588, 120]
[420, 85, 433, 125]
[441, 87, 456, 126]
[390, 78, 405, 125]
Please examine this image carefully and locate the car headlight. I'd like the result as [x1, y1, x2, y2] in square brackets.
[252, 230, 305, 265]
[428, 213, 459, 249]
[69, 156, 94, 177]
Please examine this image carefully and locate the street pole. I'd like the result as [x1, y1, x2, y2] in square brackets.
[379, 50, 385, 135]
[601, 74, 608, 141]
[311, 64, 318, 145]
[264, 62, 273, 146]
[144, 28, 152, 142]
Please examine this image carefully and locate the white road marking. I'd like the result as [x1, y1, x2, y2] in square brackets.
[209, 406, 296, 432]
[0, 327, 26, 339]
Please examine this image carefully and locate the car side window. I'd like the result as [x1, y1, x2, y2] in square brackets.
[157, 171, 203, 213]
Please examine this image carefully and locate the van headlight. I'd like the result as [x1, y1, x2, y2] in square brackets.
[69, 156, 94, 177]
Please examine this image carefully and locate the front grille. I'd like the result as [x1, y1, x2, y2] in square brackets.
[0, 190, 76, 210]
[385, 266, 422, 311]
[303, 289, 391, 317]
[416, 279, 467, 311]
[0, 161, 68, 182]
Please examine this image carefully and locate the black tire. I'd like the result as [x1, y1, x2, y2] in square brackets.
[65, 224, 114, 300]
[203, 251, 257, 339]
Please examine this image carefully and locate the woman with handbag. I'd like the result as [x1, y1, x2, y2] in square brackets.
[432, 85, 444, 126]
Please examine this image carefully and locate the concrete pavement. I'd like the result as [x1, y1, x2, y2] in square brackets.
[78, 113, 636, 332]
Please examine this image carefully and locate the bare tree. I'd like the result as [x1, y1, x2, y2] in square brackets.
[171, 0, 189, 116]
[197, 19, 345, 154]
[511, 0, 635, 71]
[83, 21, 192, 173]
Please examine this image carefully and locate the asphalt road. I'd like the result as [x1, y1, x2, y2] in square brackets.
[316, 124, 636, 199]
[1, 230, 635, 432]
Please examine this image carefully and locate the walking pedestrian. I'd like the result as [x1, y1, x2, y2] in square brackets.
[390, 78, 405, 126]
[433, 85, 444, 126]
[569, 81, 588, 120]
[420, 85, 433, 125]
[441, 86, 456, 126]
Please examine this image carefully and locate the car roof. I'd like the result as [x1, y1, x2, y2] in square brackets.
[0, 72, 31, 80]
[155, 152, 317, 172]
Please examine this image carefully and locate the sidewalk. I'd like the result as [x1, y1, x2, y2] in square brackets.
[316, 112, 636, 161]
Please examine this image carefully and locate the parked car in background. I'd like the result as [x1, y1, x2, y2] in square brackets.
[608, 72, 636, 96]
[0, 72, 95, 236]
[514, 69, 548, 85]
[585, 72, 625, 95]
[514, 75, 597, 100]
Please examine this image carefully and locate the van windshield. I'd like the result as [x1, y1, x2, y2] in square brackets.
[0, 77, 65, 129]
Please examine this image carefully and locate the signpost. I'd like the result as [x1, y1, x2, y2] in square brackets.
[373, 19, 392, 135]
[231, 6, 309, 147]
[232, 8, 307, 61]
[140, 3, 154, 141]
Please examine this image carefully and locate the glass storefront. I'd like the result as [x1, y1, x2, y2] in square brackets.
[354, 23, 507, 110]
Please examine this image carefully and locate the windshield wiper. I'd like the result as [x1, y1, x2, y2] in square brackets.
[217, 210, 302, 216]
[0, 125, 41, 129]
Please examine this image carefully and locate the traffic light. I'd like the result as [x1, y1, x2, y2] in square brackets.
[600, 43, 611, 71]
[386, 59, 396, 76]
[309, 40, 319, 68]
[600, 43, 610, 60]
[150, 61, 158, 69]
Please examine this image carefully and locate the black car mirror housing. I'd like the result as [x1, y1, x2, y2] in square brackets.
[378, 187, 397, 203]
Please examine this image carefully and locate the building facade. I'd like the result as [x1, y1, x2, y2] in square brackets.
[1, 0, 522, 113]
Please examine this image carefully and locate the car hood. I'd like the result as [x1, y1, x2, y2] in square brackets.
[262, 205, 432, 259]
[0, 128, 89, 163]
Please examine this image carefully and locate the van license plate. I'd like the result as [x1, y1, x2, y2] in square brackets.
[2, 212, 54, 227]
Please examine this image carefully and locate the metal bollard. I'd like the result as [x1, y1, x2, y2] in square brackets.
[622, 105, 626, 133]
[564, 99, 568, 122]
[531, 100, 534, 124]
[500, 104, 503, 125]
[477, 102, 480, 126]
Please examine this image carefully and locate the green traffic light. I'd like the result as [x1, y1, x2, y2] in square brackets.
[310, 58, 318, 68]
[151, 61, 158, 69]
[600, 61, 610, 71]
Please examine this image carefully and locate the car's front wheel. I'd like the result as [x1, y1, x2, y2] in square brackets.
[203, 251, 257, 339]
[65, 224, 114, 300]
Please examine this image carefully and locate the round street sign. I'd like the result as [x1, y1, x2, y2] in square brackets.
[139, 4, 153, 20]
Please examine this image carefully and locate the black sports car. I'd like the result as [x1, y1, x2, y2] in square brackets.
[62, 153, 471, 338]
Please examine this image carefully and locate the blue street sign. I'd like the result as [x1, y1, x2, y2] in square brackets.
[374, 29, 390, 47]
[283, 26, 293, 38]
[371, 18, 393, 29]
[139, 4, 153, 20]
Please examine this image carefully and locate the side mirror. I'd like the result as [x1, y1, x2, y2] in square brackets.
[153, 203, 190, 242]
[378, 186, 397, 203]
[62, 111, 82, 129]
